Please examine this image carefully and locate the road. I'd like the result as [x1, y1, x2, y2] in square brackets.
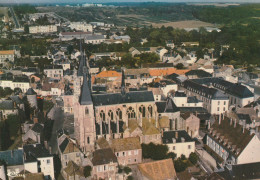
[48, 107, 65, 154]
[9, 7, 20, 28]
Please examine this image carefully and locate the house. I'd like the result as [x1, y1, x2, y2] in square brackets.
[183, 80, 229, 115]
[0, 50, 15, 65]
[172, 91, 203, 108]
[129, 47, 151, 57]
[68, 22, 93, 32]
[85, 35, 105, 44]
[162, 130, 195, 158]
[110, 137, 142, 166]
[162, 53, 182, 63]
[113, 35, 130, 43]
[23, 144, 55, 179]
[190, 78, 254, 108]
[156, 48, 168, 61]
[63, 161, 85, 180]
[137, 159, 177, 180]
[205, 116, 260, 166]
[185, 70, 212, 79]
[22, 123, 44, 144]
[0, 149, 24, 179]
[181, 113, 200, 138]
[59, 32, 92, 41]
[166, 40, 175, 49]
[29, 25, 57, 34]
[125, 68, 153, 86]
[44, 65, 63, 80]
[0, 100, 19, 120]
[91, 148, 118, 180]
[58, 137, 84, 169]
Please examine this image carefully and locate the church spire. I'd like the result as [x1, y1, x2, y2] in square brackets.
[79, 67, 92, 105]
[121, 69, 126, 95]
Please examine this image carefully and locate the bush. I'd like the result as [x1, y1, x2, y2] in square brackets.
[127, 176, 134, 180]
[181, 154, 186, 161]
[83, 166, 92, 177]
[189, 152, 198, 165]
[123, 166, 132, 175]
[167, 152, 177, 160]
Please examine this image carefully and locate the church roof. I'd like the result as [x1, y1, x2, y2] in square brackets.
[92, 91, 154, 106]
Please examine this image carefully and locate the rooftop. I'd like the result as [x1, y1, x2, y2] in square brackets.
[111, 137, 141, 152]
[92, 148, 117, 166]
[162, 130, 194, 144]
[138, 159, 177, 180]
[0, 149, 24, 166]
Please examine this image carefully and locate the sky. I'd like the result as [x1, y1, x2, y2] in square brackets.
[1, 0, 260, 4]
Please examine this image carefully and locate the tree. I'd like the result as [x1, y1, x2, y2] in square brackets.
[142, 143, 169, 160]
[189, 152, 198, 165]
[175, 63, 184, 69]
[24, 24, 29, 34]
[174, 158, 188, 172]
[83, 166, 92, 178]
[181, 154, 187, 161]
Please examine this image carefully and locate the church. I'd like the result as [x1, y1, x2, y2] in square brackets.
[73, 45, 183, 153]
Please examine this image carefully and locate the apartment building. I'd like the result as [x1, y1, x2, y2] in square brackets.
[29, 25, 57, 34]
[69, 22, 93, 32]
[0, 50, 15, 64]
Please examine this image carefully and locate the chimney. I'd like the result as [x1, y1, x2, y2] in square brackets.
[207, 120, 211, 130]
[243, 120, 246, 133]
[175, 131, 178, 139]
[230, 118, 232, 126]
[234, 119, 237, 128]
[172, 138, 176, 143]
[181, 137, 185, 142]
[218, 115, 221, 124]
[33, 117, 38, 124]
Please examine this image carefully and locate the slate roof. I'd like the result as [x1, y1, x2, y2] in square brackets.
[111, 137, 141, 152]
[207, 116, 254, 157]
[64, 161, 84, 177]
[9, 96, 23, 104]
[26, 88, 37, 95]
[23, 144, 52, 163]
[179, 107, 208, 113]
[0, 149, 24, 166]
[162, 130, 194, 144]
[85, 35, 105, 40]
[231, 162, 260, 179]
[31, 123, 44, 133]
[175, 91, 186, 97]
[187, 96, 200, 103]
[96, 137, 110, 149]
[237, 113, 252, 124]
[0, 100, 15, 110]
[92, 91, 154, 106]
[156, 99, 180, 114]
[183, 80, 228, 100]
[185, 70, 212, 78]
[92, 148, 117, 166]
[59, 137, 80, 154]
[79, 73, 92, 105]
[191, 78, 254, 98]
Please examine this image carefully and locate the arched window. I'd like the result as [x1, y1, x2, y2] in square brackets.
[139, 105, 146, 117]
[108, 110, 114, 121]
[127, 107, 135, 119]
[148, 105, 153, 117]
[100, 110, 105, 121]
[116, 108, 122, 120]
[85, 107, 89, 115]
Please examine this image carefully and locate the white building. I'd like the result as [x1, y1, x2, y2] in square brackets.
[0, 50, 15, 65]
[44, 65, 63, 79]
[206, 116, 260, 167]
[69, 22, 93, 32]
[23, 144, 55, 179]
[29, 25, 57, 34]
[162, 130, 195, 158]
[173, 91, 203, 108]
[85, 35, 105, 44]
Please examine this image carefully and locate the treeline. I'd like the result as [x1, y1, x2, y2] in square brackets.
[13, 5, 37, 19]
[193, 4, 260, 25]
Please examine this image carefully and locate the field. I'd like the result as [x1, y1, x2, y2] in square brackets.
[151, 20, 214, 28]
[0, 7, 8, 20]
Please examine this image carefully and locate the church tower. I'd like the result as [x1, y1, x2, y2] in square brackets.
[74, 41, 95, 153]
